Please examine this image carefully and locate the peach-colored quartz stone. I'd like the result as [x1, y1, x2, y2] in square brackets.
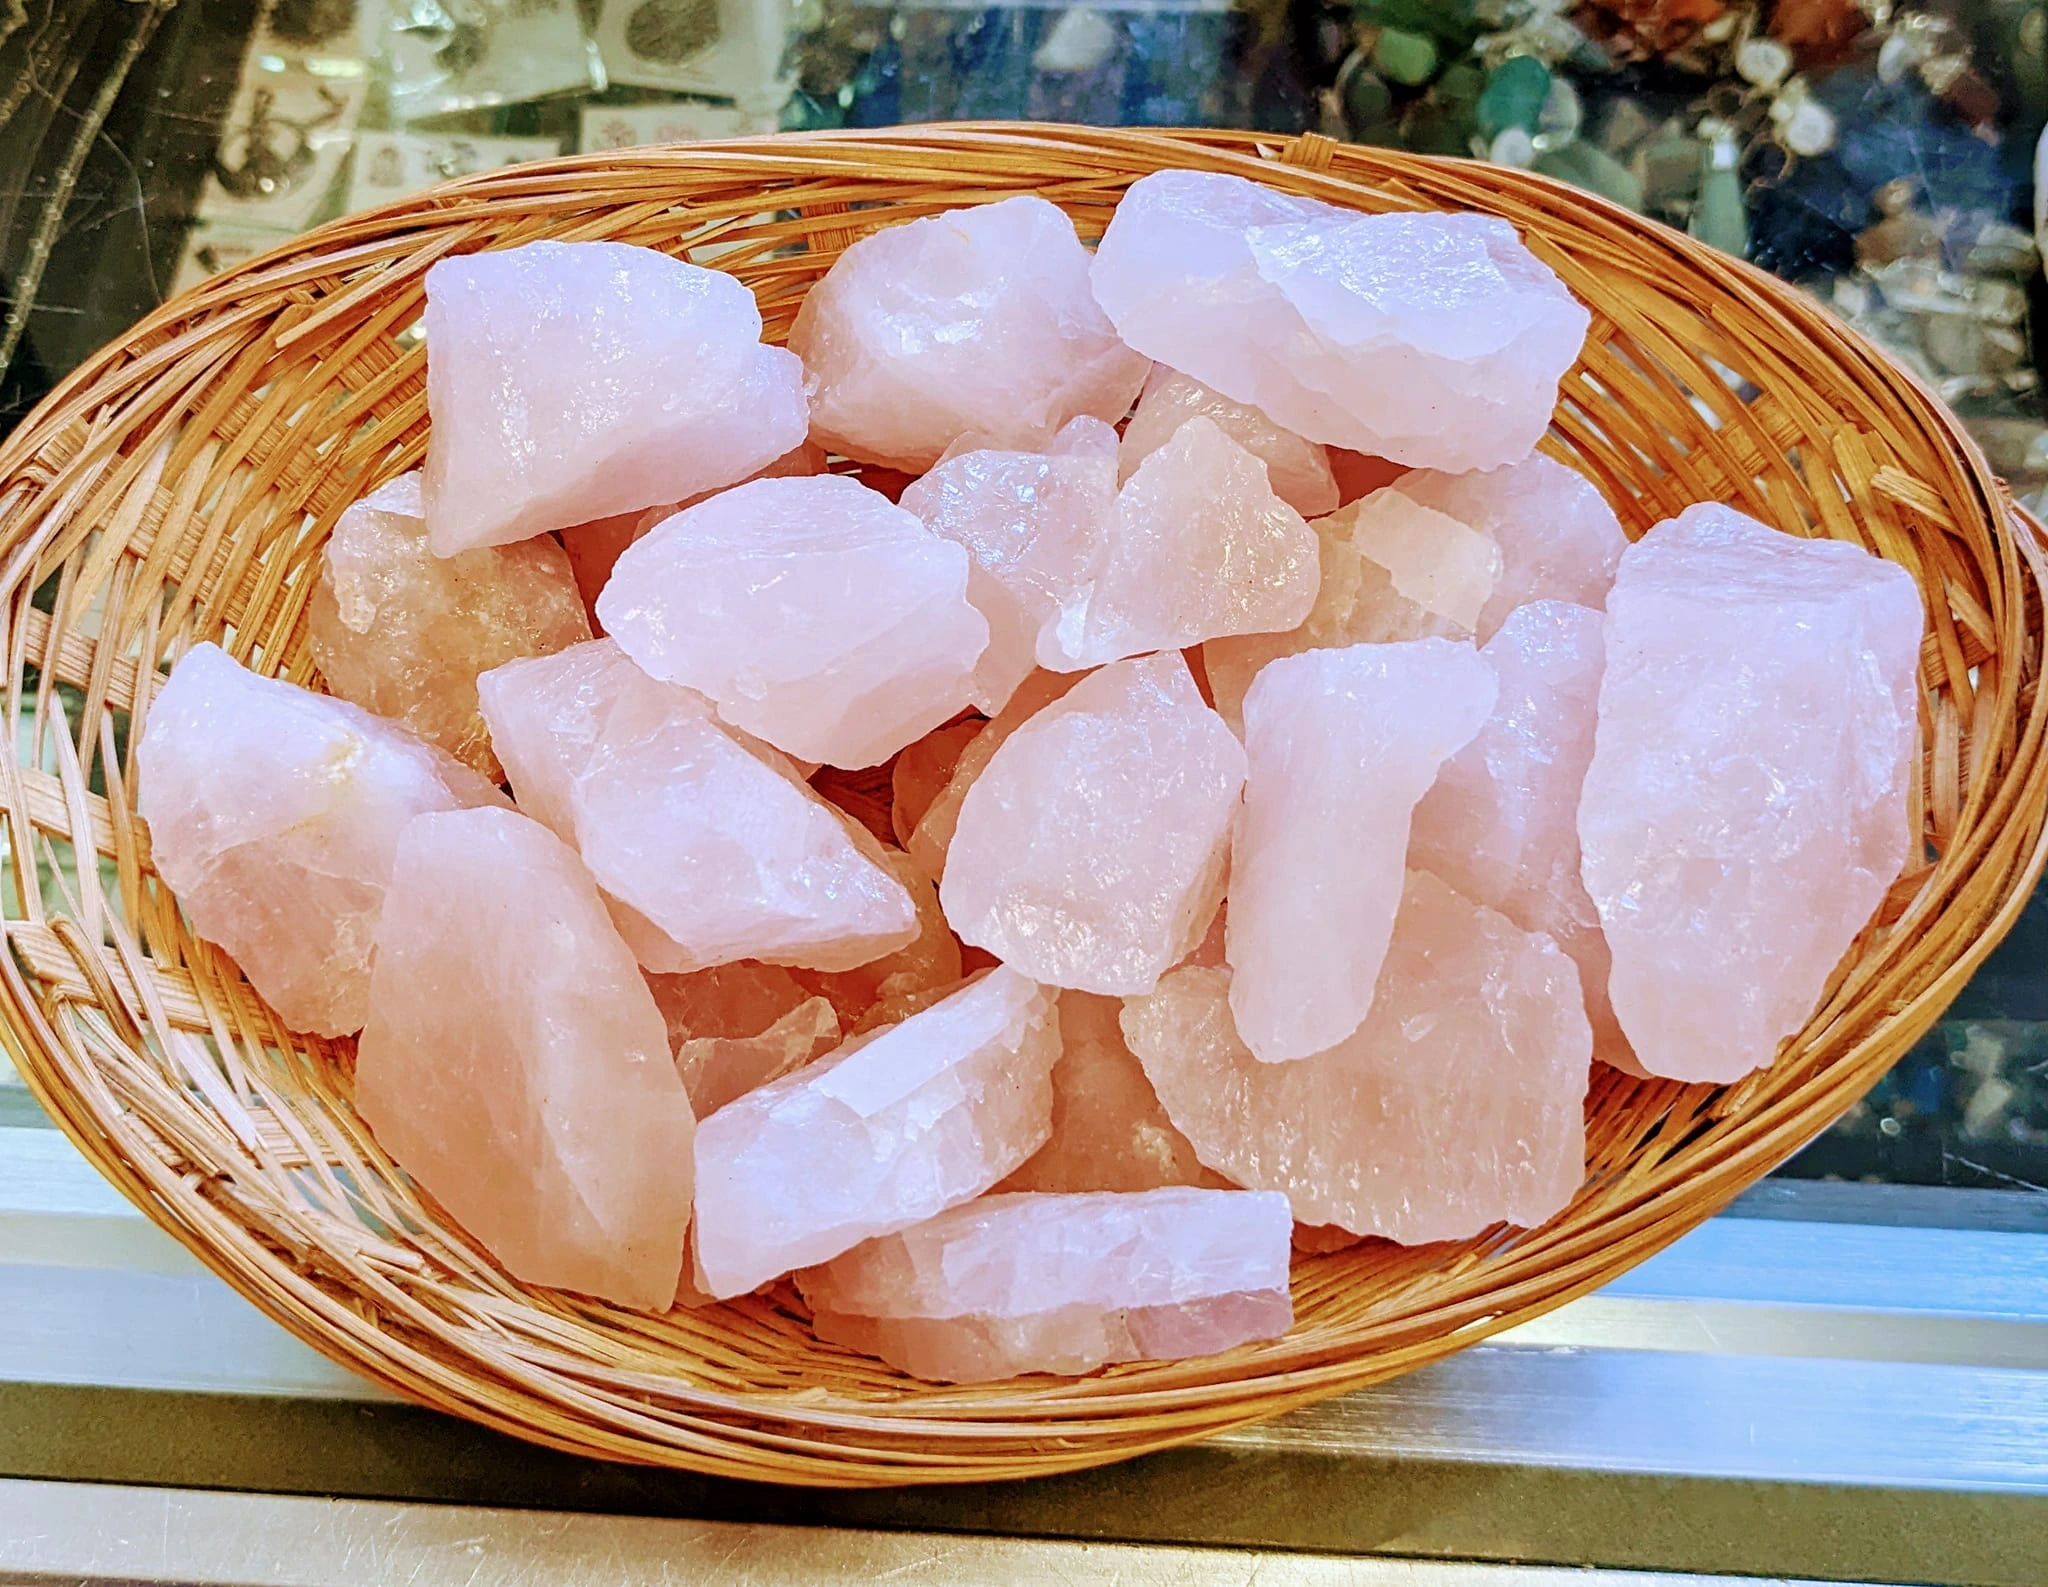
[891, 718, 986, 850]
[1578, 504, 1923, 1083]
[791, 847, 964, 1034]
[795, 1187, 1293, 1382]
[136, 642, 506, 1037]
[356, 806, 694, 1309]
[1119, 365, 1338, 518]
[647, 962, 841, 1116]
[692, 966, 1060, 1297]
[907, 670, 1080, 884]
[1125, 870, 1592, 1242]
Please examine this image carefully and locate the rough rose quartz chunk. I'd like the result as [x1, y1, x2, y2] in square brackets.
[908, 670, 1081, 884]
[942, 653, 1245, 996]
[136, 642, 506, 1037]
[477, 640, 917, 974]
[648, 963, 841, 1117]
[1091, 170, 1590, 472]
[791, 848, 965, 1034]
[795, 1188, 1293, 1382]
[789, 195, 1150, 470]
[1000, 991, 1208, 1193]
[1411, 602, 1623, 1065]
[308, 471, 591, 780]
[423, 239, 807, 553]
[357, 807, 694, 1309]
[1578, 504, 1923, 1083]
[1126, 870, 1592, 1242]
[1227, 639, 1497, 1063]
[693, 966, 1059, 1297]
[597, 475, 989, 768]
[899, 419, 1118, 713]
[1119, 365, 1338, 518]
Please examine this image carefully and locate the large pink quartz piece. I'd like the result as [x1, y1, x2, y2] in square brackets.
[1091, 171, 1589, 472]
[477, 640, 916, 974]
[356, 807, 694, 1309]
[1125, 870, 1592, 1242]
[907, 670, 1080, 884]
[597, 476, 989, 768]
[789, 196, 1150, 470]
[795, 1188, 1293, 1383]
[942, 654, 1244, 995]
[1119, 365, 1338, 518]
[692, 966, 1059, 1297]
[136, 642, 505, 1037]
[1227, 639, 1497, 1063]
[1411, 602, 1622, 1064]
[423, 239, 807, 553]
[308, 471, 591, 780]
[1578, 505, 1923, 1083]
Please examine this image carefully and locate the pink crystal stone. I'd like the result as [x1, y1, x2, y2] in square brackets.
[1227, 638, 1497, 1063]
[789, 196, 1150, 470]
[597, 475, 990, 768]
[891, 718, 986, 850]
[647, 962, 840, 1116]
[692, 966, 1060, 1297]
[136, 642, 506, 1037]
[1578, 504, 1923, 1083]
[308, 471, 591, 780]
[1119, 365, 1338, 518]
[795, 1187, 1293, 1382]
[942, 653, 1244, 995]
[477, 639, 917, 974]
[907, 670, 1081, 884]
[1125, 870, 1591, 1241]
[422, 239, 807, 553]
[356, 806, 694, 1310]
[1091, 171, 1589, 472]
[791, 847, 965, 1034]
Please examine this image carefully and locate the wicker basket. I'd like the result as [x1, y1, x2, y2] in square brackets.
[1, 124, 2043, 1487]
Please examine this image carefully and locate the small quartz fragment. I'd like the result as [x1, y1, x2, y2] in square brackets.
[357, 806, 694, 1309]
[137, 642, 506, 1036]
[1578, 504, 1923, 1083]
[423, 239, 808, 552]
[597, 475, 990, 767]
[791, 847, 965, 1033]
[308, 471, 591, 779]
[1125, 870, 1592, 1242]
[648, 961, 814, 1052]
[1227, 639, 1497, 1063]
[1119, 365, 1338, 518]
[795, 1187, 1293, 1382]
[693, 966, 1060, 1297]
[647, 962, 841, 1115]
[1091, 170, 1589, 472]
[908, 670, 1081, 883]
[1328, 449, 1408, 504]
[942, 653, 1244, 995]
[891, 718, 986, 849]
[790, 196, 1150, 470]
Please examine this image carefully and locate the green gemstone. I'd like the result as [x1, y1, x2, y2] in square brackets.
[1477, 55, 1550, 138]
[1534, 141, 1644, 211]
[1372, 26, 1438, 86]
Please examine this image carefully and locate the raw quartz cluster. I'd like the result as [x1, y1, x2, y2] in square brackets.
[136, 169, 1928, 1388]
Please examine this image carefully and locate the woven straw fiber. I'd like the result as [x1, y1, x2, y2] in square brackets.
[0, 124, 2042, 1486]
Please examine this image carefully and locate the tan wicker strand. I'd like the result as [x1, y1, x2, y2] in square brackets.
[0, 125, 2042, 1486]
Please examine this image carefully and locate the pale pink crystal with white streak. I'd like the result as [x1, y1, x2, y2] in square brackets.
[1578, 504, 1923, 1083]
[796, 1188, 1293, 1382]
[423, 239, 807, 553]
[692, 966, 1059, 1297]
[1119, 365, 1338, 518]
[356, 806, 694, 1309]
[1126, 870, 1591, 1242]
[1227, 638, 1496, 1063]
[136, 642, 506, 1037]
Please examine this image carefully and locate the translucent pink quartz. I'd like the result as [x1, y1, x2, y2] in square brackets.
[1119, 365, 1338, 518]
[1227, 639, 1497, 1063]
[789, 195, 1150, 471]
[356, 807, 694, 1310]
[1395, 455, 1627, 641]
[792, 848, 964, 1034]
[1044, 417, 1320, 670]
[908, 670, 1080, 884]
[692, 967, 1060, 1297]
[1091, 170, 1590, 472]
[136, 642, 506, 1037]
[648, 963, 841, 1117]
[597, 476, 989, 768]
[1578, 505, 1923, 1083]
[476, 640, 917, 974]
[795, 1188, 1293, 1382]
[999, 991, 1208, 1193]
[422, 239, 807, 553]
[307, 472, 591, 780]
[891, 718, 985, 850]
[1125, 870, 1592, 1242]
[942, 654, 1244, 995]
[899, 419, 1118, 713]
[1411, 602, 1624, 1065]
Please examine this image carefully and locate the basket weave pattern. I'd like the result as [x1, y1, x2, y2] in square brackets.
[0, 125, 2043, 1485]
